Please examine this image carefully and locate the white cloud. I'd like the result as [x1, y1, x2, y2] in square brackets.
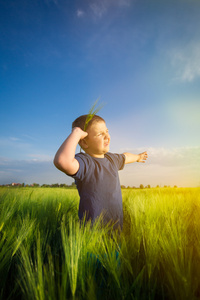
[76, 0, 131, 20]
[22, 134, 38, 141]
[0, 136, 31, 151]
[0, 135, 54, 159]
[147, 146, 200, 167]
[0, 157, 72, 185]
[119, 146, 200, 187]
[27, 154, 53, 161]
[90, 3, 106, 18]
[9, 137, 21, 142]
[88, 0, 131, 19]
[1, 146, 199, 187]
[170, 42, 200, 82]
[77, 9, 85, 18]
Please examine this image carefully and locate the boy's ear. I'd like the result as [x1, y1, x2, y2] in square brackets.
[79, 138, 88, 149]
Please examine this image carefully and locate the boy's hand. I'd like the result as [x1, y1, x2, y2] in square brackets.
[137, 151, 148, 163]
[72, 127, 88, 140]
[123, 151, 148, 164]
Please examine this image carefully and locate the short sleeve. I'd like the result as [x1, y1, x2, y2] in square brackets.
[70, 153, 89, 181]
[106, 153, 125, 171]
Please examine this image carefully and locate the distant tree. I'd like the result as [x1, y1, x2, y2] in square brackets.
[174, 185, 177, 188]
[41, 184, 50, 187]
[145, 185, 151, 189]
[139, 184, 144, 189]
[69, 182, 76, 188]
[121, 185, 126, 189]
[60, 184, 68, 188]
[51, 183, 59, 187]
[33, 183, 40, 187]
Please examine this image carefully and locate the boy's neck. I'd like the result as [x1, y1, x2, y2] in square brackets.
[84, 150, 105, 158]
[88, 153, 105, 158]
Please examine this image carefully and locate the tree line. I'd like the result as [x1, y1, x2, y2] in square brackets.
[1, 183, 178, 189]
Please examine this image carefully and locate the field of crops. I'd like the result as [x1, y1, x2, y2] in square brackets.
[0, 187, 200, 300]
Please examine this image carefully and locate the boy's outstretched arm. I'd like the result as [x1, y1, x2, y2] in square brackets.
[123, 151, 148, 164]
[54, 127, 88, 175]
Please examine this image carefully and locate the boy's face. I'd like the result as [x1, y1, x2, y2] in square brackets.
[84, 121, 110, 158]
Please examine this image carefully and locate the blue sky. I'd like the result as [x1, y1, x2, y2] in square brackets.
[0, 0, 200, 187]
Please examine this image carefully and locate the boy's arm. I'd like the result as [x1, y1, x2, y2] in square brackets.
[53, 127, 88, 175]
[123, 151, 148, 164]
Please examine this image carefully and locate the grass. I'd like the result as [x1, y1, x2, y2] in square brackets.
[0, 187, 200, 299]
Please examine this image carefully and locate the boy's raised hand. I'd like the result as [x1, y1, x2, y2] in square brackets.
[54, 127, 88, 175]
[137, 151, 148, 163]
[72, 127, 88, 140]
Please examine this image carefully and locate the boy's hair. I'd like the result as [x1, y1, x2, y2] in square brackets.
[72, 115, 105, 131]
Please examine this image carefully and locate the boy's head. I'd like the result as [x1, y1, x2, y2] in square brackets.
[72, 114, 105, 131]
[72, 115, 110, 158]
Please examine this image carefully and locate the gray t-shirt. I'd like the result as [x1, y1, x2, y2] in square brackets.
[71, 152, 125, 229]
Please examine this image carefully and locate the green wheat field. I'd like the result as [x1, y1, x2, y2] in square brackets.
[1, 187, 200, 300]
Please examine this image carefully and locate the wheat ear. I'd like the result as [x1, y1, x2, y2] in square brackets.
[83, 98, 104, 131]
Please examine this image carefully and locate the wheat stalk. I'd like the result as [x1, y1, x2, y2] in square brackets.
[83, 98, 104, 132]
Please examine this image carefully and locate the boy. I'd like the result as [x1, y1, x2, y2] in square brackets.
[54, 115, 148, 230]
